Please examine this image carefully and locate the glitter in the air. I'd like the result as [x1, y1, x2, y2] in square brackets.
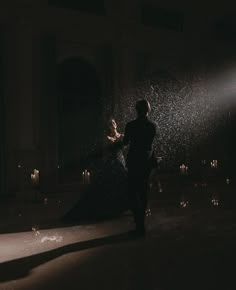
[111, 70, 227, 168]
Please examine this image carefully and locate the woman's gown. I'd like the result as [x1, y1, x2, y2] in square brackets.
[63, 137, 129, 222]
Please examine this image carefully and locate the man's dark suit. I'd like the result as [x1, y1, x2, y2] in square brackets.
[123, 115, 157, 233]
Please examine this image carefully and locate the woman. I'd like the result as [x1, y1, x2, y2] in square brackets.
[62, 118, 129, 222]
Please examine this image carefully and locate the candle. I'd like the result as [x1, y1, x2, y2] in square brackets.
[180, 201, 189, 208]
[31, 169, 40, 186]
[180, 164, 188, 175]
[180, 194, 189, 208]
[145, 208, 151, 216]
[82, 169, 91, 184]
[211, 199, 219, 206]
[87, 172, 90, 184]
[32, 225, 40, 236]
[157, 181, 163, 192]
[82, 171, 85, 184]
[210, 160, 218, 169]
[211, 195, 219, 206]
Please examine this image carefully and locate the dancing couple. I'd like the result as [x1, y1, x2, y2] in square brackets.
[63, 99, 157, 237]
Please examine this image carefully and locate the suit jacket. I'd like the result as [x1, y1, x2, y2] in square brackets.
[123, 115, 157, 169]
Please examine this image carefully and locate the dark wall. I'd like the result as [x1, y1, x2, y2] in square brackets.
[0, 46, 6, 195]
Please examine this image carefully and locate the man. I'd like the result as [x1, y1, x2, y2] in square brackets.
[123, 99, 157, 236]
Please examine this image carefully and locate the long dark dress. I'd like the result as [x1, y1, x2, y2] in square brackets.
[63, 137, 129, 222]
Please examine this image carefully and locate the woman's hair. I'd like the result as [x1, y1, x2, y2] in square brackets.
[135, 99, 151, 116]
[107, 118, 115, 127]
[106, 118, 116, 134]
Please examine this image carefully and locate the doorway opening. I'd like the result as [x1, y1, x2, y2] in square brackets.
[57, 58, 103, 184]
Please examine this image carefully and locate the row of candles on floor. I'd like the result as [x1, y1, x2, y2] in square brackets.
[29, 193, 220, 222]
[29, 168, 91, 185]
[180, 159, 219, 175]
[180, 194, 220, 208]
[145, 194, 220, 216]
[25, 160, 225, 186]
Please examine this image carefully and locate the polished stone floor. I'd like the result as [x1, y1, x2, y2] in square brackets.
[0, 174, 236, 290]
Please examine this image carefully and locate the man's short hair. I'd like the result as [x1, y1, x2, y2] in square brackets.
[135, 99, 151, 116]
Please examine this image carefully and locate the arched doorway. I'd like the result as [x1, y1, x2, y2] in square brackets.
[57, 58, 103, 183]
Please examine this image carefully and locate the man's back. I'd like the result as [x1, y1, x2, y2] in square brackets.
[124, 99, 156, 236]
[124, 116, 156, 167]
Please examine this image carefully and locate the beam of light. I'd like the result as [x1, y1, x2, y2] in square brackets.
[112, 68, 235, 168]
[208, 64, 236, 106]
